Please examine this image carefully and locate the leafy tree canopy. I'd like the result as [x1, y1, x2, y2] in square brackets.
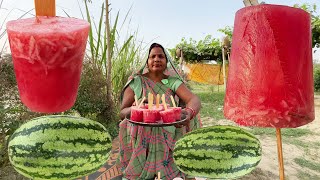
[171, 34, 229, 63]
[294, 3, 320, 47]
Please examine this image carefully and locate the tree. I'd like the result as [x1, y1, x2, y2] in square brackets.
[218, 26, 233, 40]
[294, 3, 320, 48]
[172, 35, 222, 63]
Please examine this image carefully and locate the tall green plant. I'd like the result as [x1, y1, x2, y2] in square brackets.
[0, 0, 33, 59]
[79, 1, 142, 119]
[112, 35, 143, 106]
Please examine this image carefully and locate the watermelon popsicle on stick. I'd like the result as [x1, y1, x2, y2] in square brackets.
[160, 94, 176, 123]
[130, 96, 145, 122]
[224, 4, 314, 180]
[6, 0, 89, 113]
[224, 4, 314, 128]
[143, 93, 159, 123]
[170, 95, 182, 120]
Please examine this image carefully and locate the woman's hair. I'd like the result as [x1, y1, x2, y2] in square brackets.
[148, 43, 167, 63]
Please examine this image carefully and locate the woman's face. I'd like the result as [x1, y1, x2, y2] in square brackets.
[147, 47, 167, 74]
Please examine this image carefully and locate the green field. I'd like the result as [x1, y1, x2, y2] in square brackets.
[189, 81, 225, 120]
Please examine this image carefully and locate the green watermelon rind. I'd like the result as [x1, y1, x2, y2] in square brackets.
[173, 125, 262, 179]
[8, 115, 112, 180]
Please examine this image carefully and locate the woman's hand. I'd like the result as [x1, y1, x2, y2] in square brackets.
[120, 87, 135, 120]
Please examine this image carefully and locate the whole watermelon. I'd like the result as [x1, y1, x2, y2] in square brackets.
[8, 115, 112, 180]
[173, 125, 262, 179]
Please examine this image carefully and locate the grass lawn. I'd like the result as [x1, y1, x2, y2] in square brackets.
[188, 81, 225, 120]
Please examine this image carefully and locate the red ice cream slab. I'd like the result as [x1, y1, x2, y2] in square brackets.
[170, 107, 182, 120]
[130, 106, 144, 122]
[160, 109, 176, 123]
[224, 4, 314, 128]
[152, 107, 163, 120]
[143, 109, 159, 123]
[7, 16, 89, 113]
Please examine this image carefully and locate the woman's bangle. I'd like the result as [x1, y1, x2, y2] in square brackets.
[185, 107, 196, 119]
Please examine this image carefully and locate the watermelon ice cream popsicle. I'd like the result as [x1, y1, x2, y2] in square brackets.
[143, 109, 160, 123]
[170, 107, 182, 121]
[160, 109, 176, 123]
[7, 16, 89, 113]
[143, 93, 160, 123]
[224, 4, 314, 128]
[160, 94, 178, 123]
[130, 106, 144, 122]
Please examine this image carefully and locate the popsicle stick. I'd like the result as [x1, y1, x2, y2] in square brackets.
[148, 93, 153, 109]
[161, 94, 168, 110]
[170, 95, 177, 107]
[150, 94, 154, 109]
[34, 0, 56, 16]
[137, 97, 145, 109]
[134, 95, 139, 106]
[243, 0, 251, 6]
[156, 94, 160, 108]
[249, 0, 260, 5]
[276, 128, 285, 180]
[157, 172, 160, 180]
[243, 0, 259, 6]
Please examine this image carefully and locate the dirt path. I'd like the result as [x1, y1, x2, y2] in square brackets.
[202, 95, 320, 180]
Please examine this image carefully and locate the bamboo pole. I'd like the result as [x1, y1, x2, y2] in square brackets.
[222, 46, 227, 90]
[222, 36, 230, 91]
[276, 128, 285, 180]
[180, 50, 184, 76]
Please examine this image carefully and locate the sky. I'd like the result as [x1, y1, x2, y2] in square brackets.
[0, 0, 319, 59]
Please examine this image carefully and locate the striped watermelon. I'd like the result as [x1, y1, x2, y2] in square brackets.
[173, 125, 262, 179]
[8, 115, 112, 180]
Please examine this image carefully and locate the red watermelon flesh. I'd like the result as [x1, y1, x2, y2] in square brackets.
[7, 16, 89, 113]
[170, 107, 182, 120]
[130, 106, 144, 122]
[143, 109, 159, 123]
[160, 109, 176, 123]
[224, 5, 314, 128]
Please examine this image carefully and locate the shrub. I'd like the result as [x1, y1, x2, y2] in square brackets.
[72, 61, 119, 138]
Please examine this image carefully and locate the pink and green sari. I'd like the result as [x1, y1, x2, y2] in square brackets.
[118, 50, 202, 180]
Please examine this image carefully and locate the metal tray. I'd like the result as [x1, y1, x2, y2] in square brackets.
[125, 114, 188, 127]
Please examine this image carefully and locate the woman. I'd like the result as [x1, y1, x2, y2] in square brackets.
[119, 43, 202, 180]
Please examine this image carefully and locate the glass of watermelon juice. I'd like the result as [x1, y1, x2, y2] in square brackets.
[6, 16, 89, 113]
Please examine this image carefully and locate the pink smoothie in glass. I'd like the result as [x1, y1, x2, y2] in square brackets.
[7, 16, 89, 113]
[160, 109, 176, 123]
